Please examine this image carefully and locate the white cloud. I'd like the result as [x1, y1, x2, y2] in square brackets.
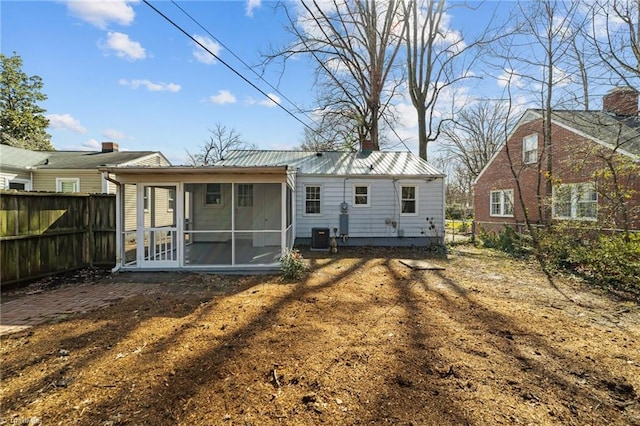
[247, 93, 281, 108]
[246, 0, 261, 17]
[100, 32, 146, 61]
[66, 0, 136, 29]
[103, 129, 126, 140]
[47, 113, 87, 134]
[81, 139, 102, 150]
[119, 78, 181, 92]
[192, 35, 222, 64]
[496, 68, 525, 89]
[208, 90, 237, 104]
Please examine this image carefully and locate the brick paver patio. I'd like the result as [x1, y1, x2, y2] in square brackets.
[0, 282, 162, 336]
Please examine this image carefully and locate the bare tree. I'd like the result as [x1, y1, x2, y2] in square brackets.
[490, 0, 584, 225]
[267, 0, 406, 150]
[402, 0, 489, 160]
[589, 0, 640, 85]
[186, 123, 253, 165]
[440, 100, 514, 181]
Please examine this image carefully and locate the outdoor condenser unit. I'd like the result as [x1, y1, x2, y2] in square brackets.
[311, 227, 330, 251]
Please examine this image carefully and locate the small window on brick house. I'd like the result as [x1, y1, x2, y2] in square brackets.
[490, 189, 514, 217]
[523, 134, 538, 164]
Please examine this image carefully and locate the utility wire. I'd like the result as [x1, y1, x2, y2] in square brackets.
[142, 0, 319, 137]
[169, 0, 317, 125]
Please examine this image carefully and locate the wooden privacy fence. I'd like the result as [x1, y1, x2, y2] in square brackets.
[0, 191, 116, 288]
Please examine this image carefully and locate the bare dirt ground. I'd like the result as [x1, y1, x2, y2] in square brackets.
[1, 245, 639, 425]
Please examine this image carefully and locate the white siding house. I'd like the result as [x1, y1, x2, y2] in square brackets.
[101, 149, 445, 272]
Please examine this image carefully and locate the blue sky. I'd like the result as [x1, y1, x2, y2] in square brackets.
[1, 1, 626, 165]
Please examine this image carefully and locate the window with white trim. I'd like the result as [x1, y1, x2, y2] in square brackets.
[56, 178, 79, 193]
[353, 185, 370, 207]
[305, 185, 321, 215]
[553, 183, 597, 220]
[523, 134, 538, 164]
[143, 187, 151, 211]
[237, 184, 253, 207]
[490, 189, 514, 217]
[205, 183, 222, 206]
[167, 188, 176, 211]
[401, 185, 418, 215]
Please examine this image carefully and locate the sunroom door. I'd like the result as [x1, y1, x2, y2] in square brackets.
[139, 184, 179, 267]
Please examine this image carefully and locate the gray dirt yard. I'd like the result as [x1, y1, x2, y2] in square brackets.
[1, 245, 639, 425]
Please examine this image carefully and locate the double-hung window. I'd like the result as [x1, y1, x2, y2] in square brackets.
[553, 183, 597, 220]
[353, 185, 370, 207]
[237, 184, 253, 207]
[523, 134, 538, 164]
[490, 189, 514, 217]
[167, 189, 176, 211]
[205, 183, 222, 206]
[401, 185, 418, 215]
[56, 178, 79, 193]
[305, 185, 321, 215]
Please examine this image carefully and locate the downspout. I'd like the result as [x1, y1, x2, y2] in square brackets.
[102, 172, 123, 273]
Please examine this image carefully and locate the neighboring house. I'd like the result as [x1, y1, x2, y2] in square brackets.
[100, 147, 445, 272]
[0, 142, 170, 193]
[474, 87, 640, 233]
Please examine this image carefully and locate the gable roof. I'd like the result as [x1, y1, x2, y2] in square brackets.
[215, 150, 445, 177]
[544, 110, 640, 158]
[0, 145, 169, 170]
[473, 108, 640, 185]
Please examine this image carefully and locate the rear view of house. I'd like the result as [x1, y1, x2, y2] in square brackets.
[101, 149, 445, 272]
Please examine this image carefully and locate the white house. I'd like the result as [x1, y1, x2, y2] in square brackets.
[100, 149, 445, 272]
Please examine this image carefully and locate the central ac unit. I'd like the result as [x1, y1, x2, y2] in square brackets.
[311, 227, 330, 251]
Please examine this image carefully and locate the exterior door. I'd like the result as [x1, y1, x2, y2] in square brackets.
[139, 184, 179, 267]
[253, 184, 281, 247]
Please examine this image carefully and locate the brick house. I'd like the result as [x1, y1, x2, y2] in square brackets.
[473, 87, 640, 233]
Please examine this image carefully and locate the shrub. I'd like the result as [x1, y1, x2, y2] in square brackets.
[280, 248, 306, 280]
[478, 225, 532, 258]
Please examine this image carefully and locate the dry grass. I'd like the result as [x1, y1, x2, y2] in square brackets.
[1, 245, 639, 425]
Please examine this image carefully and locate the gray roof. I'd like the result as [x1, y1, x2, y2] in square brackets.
[0, 145, 49, 170]
[37, 150, 161, 169]
[543, 110, 640, 158]
[0, 145, 164, 170]
[215, 150, 445, 177]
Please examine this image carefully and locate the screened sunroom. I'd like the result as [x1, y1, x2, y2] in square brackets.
[101, 166, 295, 272]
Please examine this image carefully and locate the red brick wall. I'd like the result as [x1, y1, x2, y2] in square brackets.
[474, 116, 640, 232]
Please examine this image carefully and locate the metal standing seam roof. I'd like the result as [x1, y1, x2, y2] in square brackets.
[215, 150, 445, 177]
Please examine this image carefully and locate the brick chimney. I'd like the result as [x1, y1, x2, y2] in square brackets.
[101, 142, 119, 153]
[603, 87, 639, 117]
[360, 139, 376, 152]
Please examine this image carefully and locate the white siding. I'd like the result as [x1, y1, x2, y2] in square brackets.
[295, 176, 445, 239]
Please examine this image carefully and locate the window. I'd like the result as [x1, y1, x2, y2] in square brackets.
[523, 134, 538, 164]
[237, 184, 253, 207]
[353, 185, 370, 207]
[490, 189, 514, 217]
[56, 178, 79, 193]
[305, 185, 321, 215]
[143, 187, 151, 211]
[167, 189, 176, 211]
[9, 181, 25, 190]
[553, 183, 597, 220]
[401, 185, 418, 215]
[205, 183, 222, 206]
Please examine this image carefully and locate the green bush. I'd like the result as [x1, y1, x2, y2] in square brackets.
[478, 225, 533, 258]
[280, 248, 307, 280]
[538, 225, 640, 296]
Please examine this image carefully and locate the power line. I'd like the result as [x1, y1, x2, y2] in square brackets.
[142, 0, 319, 137]
[169, 0, 317, 125]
